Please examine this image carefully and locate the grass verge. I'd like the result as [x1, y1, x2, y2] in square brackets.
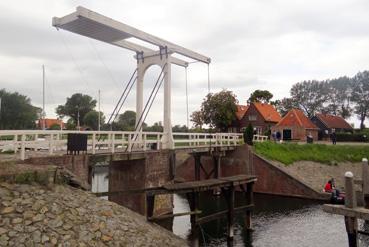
[254, 141, 369, 165]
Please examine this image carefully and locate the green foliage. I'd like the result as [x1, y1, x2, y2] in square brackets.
[49, 123, 61, 130]
[172, 125, 188, 132]
[201, 89, 238, 131]
[83, 110, 105, 130]
[0, 89, 40, 129]
[190, 110, 204, 129]
[65, 118, 76, 130]
[243, 123, 254, 145]
[117, 110, 136, 131]
[272, 97, 300, 116]
[254, 142, 369, 165]
[248, 90, 273, 103]
[351, 71, 369, 129]
[144, 122, 163, 132]
[56, 93, 97, 126]
[290, 80, 328, 117]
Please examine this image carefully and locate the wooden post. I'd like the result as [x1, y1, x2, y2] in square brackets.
[92, 133, 96, 154]
[226, 185, 235, 247]
[48, 134, 53, 155]
[344, 171, 358, 247]
[20, 134, 25, 160]
[186, 191, 199, 247]
[111, 133, 115, 153]
[194, 154, 201, 181]
[362, 158, 369, 208]
[245, 182, 254, 230]
[146, 194, 155, 220]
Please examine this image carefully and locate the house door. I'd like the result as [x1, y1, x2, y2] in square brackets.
[283, 129, 292, 140]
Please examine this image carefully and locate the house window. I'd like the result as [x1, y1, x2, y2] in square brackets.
[248, 115, 257, 121]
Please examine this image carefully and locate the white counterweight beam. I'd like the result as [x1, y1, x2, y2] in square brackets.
[52, 6, 210, 65]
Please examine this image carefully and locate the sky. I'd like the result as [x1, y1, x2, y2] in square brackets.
[1, 0, 369, 127]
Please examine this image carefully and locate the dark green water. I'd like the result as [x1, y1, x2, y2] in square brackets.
[171, 192, 369, 247]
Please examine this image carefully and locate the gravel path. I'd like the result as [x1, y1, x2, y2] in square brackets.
[0, 183, 187, 246]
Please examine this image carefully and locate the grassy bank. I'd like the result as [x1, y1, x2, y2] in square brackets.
[254, 142, 369, 165]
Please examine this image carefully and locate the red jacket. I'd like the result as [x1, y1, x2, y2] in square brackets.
[324, 182, 332, 192]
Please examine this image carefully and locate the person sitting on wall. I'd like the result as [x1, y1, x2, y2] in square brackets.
[324, 178, 340, 197]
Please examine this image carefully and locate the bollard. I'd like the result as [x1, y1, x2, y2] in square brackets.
[344, 171, 358, 247]
[362, 158, 369, 208]
[345, 171, 356, 208]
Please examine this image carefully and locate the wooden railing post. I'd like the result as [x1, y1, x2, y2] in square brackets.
[362, 158, 369, 208]
[127, 134, 132, 152]
[13, 134, 18, 153]
[92, 133, 96, 154]
[20, 134, 25, 160]
[344, 171, 358, 247]
[48, 134, 53, 155]
[111, 133, 115, 153]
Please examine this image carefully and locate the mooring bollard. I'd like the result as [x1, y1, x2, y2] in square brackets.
[362, 158, 369, 208]
[344, 171, 358, 247]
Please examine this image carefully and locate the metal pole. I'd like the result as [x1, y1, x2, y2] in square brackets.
[185, 67, 189, 130]
[0, 97, 2, 129]
[207, 64, 210, 94]
[98, 89, 101, 132]
[42, 65, 46, 130]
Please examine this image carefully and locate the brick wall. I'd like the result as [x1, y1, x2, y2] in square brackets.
[272, 126, 318, 141]
[252, 153, 326, 199]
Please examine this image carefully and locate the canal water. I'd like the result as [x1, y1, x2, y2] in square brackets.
[92, 169, 369, 246]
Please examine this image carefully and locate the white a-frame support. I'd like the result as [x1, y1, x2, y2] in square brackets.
[136, 48, 173, 149]
[53, 6, 210, 149]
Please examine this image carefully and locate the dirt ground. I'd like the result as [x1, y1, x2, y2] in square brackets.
[272, 160, 363, 192]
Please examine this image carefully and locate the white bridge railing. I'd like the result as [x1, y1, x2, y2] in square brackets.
[253, 134, 268, 142]
[0, 130, 243, 160]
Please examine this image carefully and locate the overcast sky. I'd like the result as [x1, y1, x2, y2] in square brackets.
[1, 0, 369, 127]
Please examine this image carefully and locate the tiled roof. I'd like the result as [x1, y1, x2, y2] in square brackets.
[315, 113, 353, 129]
[253, 102, 281, 123]
[38, 119, 65, 129]
[235, 105, 249, 120]
[277, 109, 318, 129]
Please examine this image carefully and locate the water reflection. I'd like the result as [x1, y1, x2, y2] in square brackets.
[92, 170, 369, 247]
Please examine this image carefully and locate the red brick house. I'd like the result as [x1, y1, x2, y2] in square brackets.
[37, 118, 65, 130]
[230, 102, 281, 134]
[311, 113, 353, 140]
[272, 109, 319, 141]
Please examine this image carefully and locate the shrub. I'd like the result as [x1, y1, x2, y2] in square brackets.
[244, 123, 254, 145]
[335, 133, 368, 142]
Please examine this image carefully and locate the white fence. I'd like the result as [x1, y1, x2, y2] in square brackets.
[253, 134, 268, 142]
[0, 130, 243, 160]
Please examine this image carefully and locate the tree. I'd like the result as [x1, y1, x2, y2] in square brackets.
[201, 90, 238, 131]
[190, 111, 204, 129]
[56, 93, 96, 126]
[324, 77, 353, 119]
[351, 71, 369, 129]
[0, 89, 40, 129]
[248, 90, 273, 103]
[144, 122, 163, 132]
[83, 110, 105, 130]
[290, 80, 328, 117]
[243, 123, 254, 145]
[172, 125, 188, 132]
[117, 110, 136, 131]
[271, 97, 299, 116]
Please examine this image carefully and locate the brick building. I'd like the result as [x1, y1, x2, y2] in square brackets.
[272, 109, 319, 141]
[311, 113, 353, 140]
[229, 102, 281, 134]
